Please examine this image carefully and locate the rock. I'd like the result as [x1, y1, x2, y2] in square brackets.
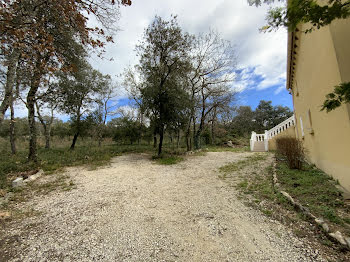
[322, 223, 329, 233]
[0, 211, 11, 218]
[315, 218, 324, 225]
[345, 237, 350, 249]
[12, 177, 24, 188]
[0, 189, 6, 197]
[281, 191, 295, 205]
[329, 231, 347, 246]
[26, 169, 44, 182]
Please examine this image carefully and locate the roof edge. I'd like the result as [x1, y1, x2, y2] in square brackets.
[286, 31, 295, 91]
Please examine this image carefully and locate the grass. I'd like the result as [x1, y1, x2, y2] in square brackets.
[153, 155, 184, 165]
[231, 155, 350, 248]
[219, 153, 267, 178]
[0, 141, 155, 189]
[205, 145, 249, 153]
[0, 136, 250, 190]
[276, 161, 350, 227]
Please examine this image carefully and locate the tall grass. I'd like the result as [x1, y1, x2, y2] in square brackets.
[276, 137, 304, 169]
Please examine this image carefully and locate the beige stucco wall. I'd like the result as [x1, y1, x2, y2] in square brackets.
[290, 19, 350, 190]
[268, 126, 296, 151]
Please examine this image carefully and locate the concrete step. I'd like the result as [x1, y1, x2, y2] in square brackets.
[252, 141, 266, 152]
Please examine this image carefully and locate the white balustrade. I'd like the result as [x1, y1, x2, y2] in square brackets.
[266, 115, 295, 140]
[250, 115, 295, 152]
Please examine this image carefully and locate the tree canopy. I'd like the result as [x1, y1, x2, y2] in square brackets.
[248, 0, 350, 32]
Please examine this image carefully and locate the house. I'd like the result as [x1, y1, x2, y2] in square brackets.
[287, 18, 350, 191]
[251, 17, 350, 191]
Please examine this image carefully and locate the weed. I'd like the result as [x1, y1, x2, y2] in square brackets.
[205, 146, 249, 153]
[219, 154, 267, 174]
[321, 239, 333, 247]
[276, 137, 304, 169]
[153, 155, 184, 165]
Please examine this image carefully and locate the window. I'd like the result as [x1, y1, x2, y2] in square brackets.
[300, 116, 304, 137]
[307, 109, 314, 134]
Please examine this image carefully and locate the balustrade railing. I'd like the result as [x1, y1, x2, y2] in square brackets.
[267, 115, 295, 139]
[250, 115, 295, 152]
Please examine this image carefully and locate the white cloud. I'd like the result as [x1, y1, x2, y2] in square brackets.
[12, 0, 288, 118]
[90, 0, 287, 94]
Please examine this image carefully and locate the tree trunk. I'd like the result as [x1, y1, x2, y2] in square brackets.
[98, 128, 103, 147]
[70, 106, 82, 150]
[211, 108, 217, 145]
[70, 132, 79, 150]
[27, 83, 41, 161]
[153, 133, 157, 148]
[158, 126, 164, 156]
[194, 131, 200, 150]
[0, 49, 19, 126]
[27, 97, 37, 162]
[27, 54, 48, 162]
[192, 116, 196, 148]
[9, 98, 16, 154]
[185, 116, 192, 151]
[35, 103, 54, 149]
[45, 125, 51, 149]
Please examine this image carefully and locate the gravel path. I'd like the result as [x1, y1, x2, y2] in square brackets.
[3, 152, 325, 261]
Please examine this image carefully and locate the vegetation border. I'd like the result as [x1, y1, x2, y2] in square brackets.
[272, 161, 350, 249]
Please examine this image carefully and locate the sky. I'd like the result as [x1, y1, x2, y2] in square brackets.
[11, 0, 293, 119]
[90, 0, 293, 111]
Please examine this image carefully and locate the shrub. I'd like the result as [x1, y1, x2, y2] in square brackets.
[276, 137, 304, 169]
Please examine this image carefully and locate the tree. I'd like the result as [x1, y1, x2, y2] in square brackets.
[111, 116, 144, 145]
[135, 16, 193, 155]
[0, 0, 130, 161]
[186, 30, 237, 150]
[254, 100, 293, 132]
[248, 0, 350, 32]
[90, 79, 117, 146]
[57, 62, 111, 149]
[230, 106, 255, 137]
[34, 80, 61, 149]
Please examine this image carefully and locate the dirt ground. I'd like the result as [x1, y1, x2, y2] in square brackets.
[1, 152, 327, 261]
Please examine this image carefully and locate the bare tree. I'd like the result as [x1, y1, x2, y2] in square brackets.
[185, 30, 237, 150]
[93, 79, 118, 146]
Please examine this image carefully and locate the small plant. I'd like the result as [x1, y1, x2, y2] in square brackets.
[153, 154, 184, 165]
[276, 137, 304, 169]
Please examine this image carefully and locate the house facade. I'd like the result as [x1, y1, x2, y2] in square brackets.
[287, 18, 350, 190]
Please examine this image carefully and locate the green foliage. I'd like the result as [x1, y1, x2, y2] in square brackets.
[112, 117, 145, 144]
[255, 100, 293, 131]
[229, 106, 255, 137]
[249, 0, 350, 32]
[135, 16, 193, 155]
[228, 101, 292, 138]
[321, 82, 350, 112]
[153, 155, 184, 165]
[0, 118, 29, 138]
[219, 154, 267, 174]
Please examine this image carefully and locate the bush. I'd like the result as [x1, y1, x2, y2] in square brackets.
[276, 137, 304, 169]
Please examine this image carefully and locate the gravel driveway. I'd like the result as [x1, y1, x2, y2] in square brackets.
[2, 152, 325, 261]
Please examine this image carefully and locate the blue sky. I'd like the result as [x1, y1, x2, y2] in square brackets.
[233, 67, 293, 110]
